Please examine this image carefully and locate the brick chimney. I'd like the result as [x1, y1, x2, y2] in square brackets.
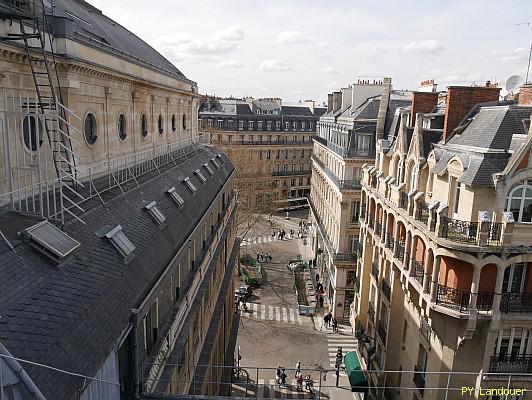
[518, 84, 532, 105]
[332, 91, 342, 112]
[443, 84, 501, 141]
[327, 93, 334, 113]
[410, 92, 439, 126]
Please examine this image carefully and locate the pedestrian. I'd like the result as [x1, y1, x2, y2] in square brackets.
[315, 273, 320, 282]
[319, 296, 324, 308]
[256, 252, 260, 261]
[332, 317, 338, 333]
[325, 311, 332, 328]
[272, 230, 275, 238]
[260, 251, 264, 261]
[296, 372, 304, 392]
[315, 293, 319, 305]
[305, 374, 313, 391]
[281, 368, 287, 387]
[295, 361, 301, 378]
[276, 366, 281, 386]
[269, 253, 272, 263]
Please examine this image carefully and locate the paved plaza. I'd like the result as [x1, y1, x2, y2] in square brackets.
[231, 211, 362, 400]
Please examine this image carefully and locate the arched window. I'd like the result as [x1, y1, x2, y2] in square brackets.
[84, 113, 97, 145]
[158, 114, 163, 134]
[182, 114, 187, 130]
[410, 163, 418, 191]
[117, 114, 127, 140]
[140, 114, 148, 137]
[22, 114, 44, 151]
[506, 180, 532, 223]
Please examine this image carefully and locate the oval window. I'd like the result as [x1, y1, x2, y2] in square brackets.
[140, 113, 148, 137]
[172, 114, 176, 132]
[158, 114, 163, 134]
[22, 114, 43, 152]
[117, 114, 127, 140]
[182, 114, 187, 130]
[84, 113, 97, 145]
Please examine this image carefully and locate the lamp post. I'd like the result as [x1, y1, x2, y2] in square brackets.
[335, 346, 343, 387]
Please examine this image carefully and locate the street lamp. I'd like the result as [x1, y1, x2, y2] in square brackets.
[335, 346, 343, 387]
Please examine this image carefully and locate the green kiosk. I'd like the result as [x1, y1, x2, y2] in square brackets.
[344, 351, 368, 393]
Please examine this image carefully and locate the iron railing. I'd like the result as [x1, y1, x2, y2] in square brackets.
[368, 302, 375, 323]
[375, 221, 382, 236]
[399, 191, 408, 209]
[441, 216, 478, 244]
[476, 292, 494, 311]
[394, 238, 405, 260]
[385, 233, 395, 250]
[489, 355, 532, 374]
[339, 180, 362, 190]
[412, 260, 424, 286]
[381, 280, 391, 302]
[371, 263, 379, 281]
[487, 222, 503, 246]
[335, 253, 356, 262]
[500, 292, 532, 313]
[413, 365, 425, 394]
[272, 170, 311, 176]
[435, 284, 470, 312]
[419, 318, 431, 342]
[416, 202, 430, 225]
[377, 321, 387, 344]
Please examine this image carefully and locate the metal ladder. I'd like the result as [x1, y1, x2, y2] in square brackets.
[1, 0, 86, 225]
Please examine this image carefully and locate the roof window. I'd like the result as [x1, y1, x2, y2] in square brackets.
[167, 187, 184, 206]
[145, 201, 166, 226]
[21, 221, 80, 264]
[204, 163, 214, 175]
[102, 225, 135, 263]
[195, 169, 207, 183]
[211, 158, 220, 169]
[183, 177, 197, 193]
[216, 154, 225, 164]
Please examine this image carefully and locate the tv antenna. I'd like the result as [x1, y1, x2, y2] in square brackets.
[506, 75, 524, 94]
[516, 22, 532, 83]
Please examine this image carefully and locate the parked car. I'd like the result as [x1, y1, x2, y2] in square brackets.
[235, 285, 252, 299]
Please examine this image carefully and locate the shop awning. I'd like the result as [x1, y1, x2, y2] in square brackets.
[344, 351, 367, 392]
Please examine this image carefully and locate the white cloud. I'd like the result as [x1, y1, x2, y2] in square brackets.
[259, 59, 291, 72]
[402, 40, 445, 54]
[216, 60, 243, 69]
[277, 30, 327, 49]
[320, 67, 338, 74]
[432, 69, 483, 85]
[216, 25, 245, 42]
[491, 47, 528, 64]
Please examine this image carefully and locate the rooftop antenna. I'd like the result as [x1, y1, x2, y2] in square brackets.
[515, 22, 532, 83]
[506, 75, 524, 94]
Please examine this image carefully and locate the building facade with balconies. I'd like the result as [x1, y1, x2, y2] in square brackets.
[199, 96, 325, 210]
[356, 81, 532, 399]
[309, 78, 412, 321]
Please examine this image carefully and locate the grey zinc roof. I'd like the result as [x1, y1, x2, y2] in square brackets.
[422, 130, 443, 158]
[0, 146, 234, 399]
[281, 105, 314, 116]
[48, 0, 190, 82]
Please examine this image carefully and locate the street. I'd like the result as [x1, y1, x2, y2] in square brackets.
[232, 212, 360, 400]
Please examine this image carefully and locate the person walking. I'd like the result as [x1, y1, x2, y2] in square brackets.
[332, 317, 338, 333]
[276, 366, 282, 386]
[325, 311, 333, 328]
[256, 252, 260, 261]
[295, 361, 301, 378]
[304, 373, 313, 391]
[319, 296, 324, 308]
[280, 368, 287, 387]
[296, 372, 304, 392]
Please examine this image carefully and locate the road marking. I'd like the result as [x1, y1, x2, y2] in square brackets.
[252, 303, 258, 316]
[269, 305, 274, 320]
[261, 304, 266, 320]
[282, 307, 288, 322]
[275, 306, 281, 321]
[289, 308, 296, 324]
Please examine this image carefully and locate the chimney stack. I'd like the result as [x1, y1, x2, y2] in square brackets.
[410, 91, 439, 126]
[304, 99, 315, 114]
[341, 86, 353, 109]
[518, 84, 532, 106]
[332, 91, 342, 112]
[443, 84, 501, 141]
[375, 77, 392, 140]
[327, 93, 334, 113]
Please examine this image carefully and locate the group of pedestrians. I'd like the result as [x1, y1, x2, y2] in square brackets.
[314, 274, 325, 309]
[274, 229, 287, 240]
[275, 363, 314, 394]
[322, 311, 339, 333]
[256, 251, 272, 263]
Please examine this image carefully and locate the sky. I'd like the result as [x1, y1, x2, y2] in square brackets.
[89, 0, 532, 104]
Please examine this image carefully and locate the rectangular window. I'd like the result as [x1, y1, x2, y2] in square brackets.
[258, 121, 263, 130]
[351, 200, 360, 223]
[301, 121, 306, 131]
[276, 150, 280, 159]
[309, 122, 313, 130]
[285, 121, 289, 130]
[249, 135, 254, 142]
[248, 120, 254, 130]
[276, 121, 281, 130]
[240, 135, 244, 143]
[228, 119, 234, 129]
[259, 151, 263, 160]
[301, 150, 305, 158]
[238, 120, 244, 130]
[291, 178, 296, 186]
[299, 177, 303, 185]
[454, 182, 462, 215]
[292, 122, 297, 130]
[357, 134, 372, 154]
[267, 121, 272, 131]
[207, 119, 214, 128]
[267, 150, 271, 159]
[217, 119, 223, 129]
[258, 135, 263, 142]
[292, 164, 296, 171]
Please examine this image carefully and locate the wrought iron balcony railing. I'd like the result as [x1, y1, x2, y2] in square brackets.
[272, 170, 311, 176]
[416, 202, 430, 225]
[489, 355, 532, 374]
[385, 233, 395, 250]
[377, 321, 387, 344]
[419, 318, 431, 342]
[500, 292, 532, 313]
[441, 216, 479, 244]
[413, 365, 426, 394]
[399, 191, 408, 209]
[375, 221, 382, 236]
[435, 283, 470, 313]
[381, 279, 391, 302]
[394, 238, 405, 260]
[371, 263, 379, 281]
[412, 259, 424, 286]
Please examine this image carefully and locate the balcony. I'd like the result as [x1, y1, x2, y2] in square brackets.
[368, 302, 375, 323]
[381, 280, 391, 302]
[335, 253, 356, 262]
[500, 292, 532, 313]
[399, 191, 408, 209]
[416, 202, 430, 225]
[435, 284, 470, 312]
[412, 259, 424, 286]
[272, 170, 311, 176]
[394, 238, 405, 260]
[339, 180, 362, 190]
[371, 263, 379, 281]
[311, 155, 361, 191]
[217, 139, 312, 145]
[375, 221, 382, 236]
[441, 216, 479, 244]
[489, 355, 532, 374]
[419, 318, 431, 343]
[314, 136, 374, 159]
[385, 233, 394, 250]
[377, 321, 387, 344]
[413, 365, 425, 394]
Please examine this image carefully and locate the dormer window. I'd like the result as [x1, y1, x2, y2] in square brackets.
[183, 177, 197, 193]
[145, 201, 166, 226]
[167, 187, 184, 206]
[204, 163, 214, 175]
[195, 169, 207, 183]
[102, 225, 135, 263]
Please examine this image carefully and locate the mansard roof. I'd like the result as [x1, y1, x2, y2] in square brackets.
[0, 146, 233, 399]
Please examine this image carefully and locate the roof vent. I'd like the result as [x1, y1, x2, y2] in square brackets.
[101, 225, 135, 263]
[21, 221, 80, 264]
[145, 201, 166, 227]
[211, 158, 220, 169]
[167, 187, 185, 206]
[216, 154, 225, 164]
[183, 177, 197, 193]
[194, 169, 207, 183]
[204, 163, 214, 175]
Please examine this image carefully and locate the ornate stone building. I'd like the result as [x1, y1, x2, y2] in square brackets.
[199, 96, 325, 210]
[0, 1, 237, 399]
[309, 78, 412, 321]
[356, 81, 532, 399]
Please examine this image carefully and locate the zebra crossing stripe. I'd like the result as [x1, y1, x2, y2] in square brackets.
[282, 307, 288, 322]
[261, 304, 266, 320]
[289, 308, 296, 324]
[275, 306, 281, 321]
[269, 305, 274, 320]
[252, 303, 258, 316]
[240, 303, 303, 325]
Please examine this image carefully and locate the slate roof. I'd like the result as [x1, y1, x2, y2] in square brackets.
[199, 98, 323, 117]
[44, 0, 191, 82]
[431, 104, 532, 186]
[0, 145, 234, 399]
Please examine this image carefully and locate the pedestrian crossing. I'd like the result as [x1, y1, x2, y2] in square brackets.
[232, 378, 316, 399]
[240, 234, 303, 246]
[324, 324, 358, 376]
[240, 302, 304, 325]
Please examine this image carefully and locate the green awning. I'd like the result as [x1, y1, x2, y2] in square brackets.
[344, 351, 367, 392]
